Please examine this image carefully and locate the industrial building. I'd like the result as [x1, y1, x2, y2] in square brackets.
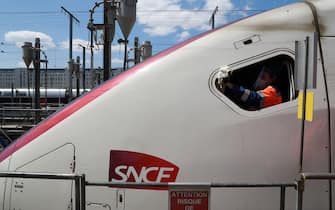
[0, 68, 123, 89]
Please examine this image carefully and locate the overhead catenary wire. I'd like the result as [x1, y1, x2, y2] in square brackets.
[0, 6, 265, 68]
[0, 9, 266, 15]
[0, 8, 259, 29]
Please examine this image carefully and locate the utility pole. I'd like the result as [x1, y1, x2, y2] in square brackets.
[67, 59, 74, 100]
[103, 0, 116, 81]
[88, 2, 105, 88]
[90, 29, 94, 88]
[61, 6, 79, 100]
[117, 38, 128, 71]
[41, 51, 48, 108]
[134, 37, 140, 65]
[88, 0, 136, 80]
[28, 68, 32, 107]
[209, 6, 219, 29]
[123, 39, 128, 71]
[75, 56, 80, 97]
[103, 0, 110, 81]
[33, 38, 41, 122]
[82, 47, 86, 91]
[79, 44, 86, 91]
[88, 10, 95, 89]
[61, 6, 80, 60]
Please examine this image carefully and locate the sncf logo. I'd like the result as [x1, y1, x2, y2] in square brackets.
[109, 150, 179, 184]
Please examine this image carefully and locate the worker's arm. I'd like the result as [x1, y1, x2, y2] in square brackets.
[225, 82, 263, 108]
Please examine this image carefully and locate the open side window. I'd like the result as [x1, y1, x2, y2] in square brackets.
[213, 54, 296, 111]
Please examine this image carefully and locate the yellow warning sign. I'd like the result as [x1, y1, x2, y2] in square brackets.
[297, 91, 314, 122]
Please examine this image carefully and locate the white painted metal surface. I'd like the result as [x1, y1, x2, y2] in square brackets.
[0, 1, 334, 210]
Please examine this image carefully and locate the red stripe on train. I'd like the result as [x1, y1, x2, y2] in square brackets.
[0, 28, 217, 163]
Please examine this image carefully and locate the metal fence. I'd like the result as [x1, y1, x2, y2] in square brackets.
[296, 173, 335, 210]
[85, 180, 296, 210]
[0, 171, 334, 210]
[0, 106, 62, 146]
[0, 172, 83, 210]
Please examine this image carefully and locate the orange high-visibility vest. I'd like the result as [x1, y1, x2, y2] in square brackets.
[259, 85, 282, 108]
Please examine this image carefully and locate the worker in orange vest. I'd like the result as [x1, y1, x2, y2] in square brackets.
[224, 66, 282, 110]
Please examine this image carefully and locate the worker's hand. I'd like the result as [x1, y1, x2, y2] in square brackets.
[217, 66, 231, 80]
[216, 66, 232, 92]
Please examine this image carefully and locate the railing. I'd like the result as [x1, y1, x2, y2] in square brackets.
[296, 173, 335, 210]
[85, 180, 296, 210]
[0, 171, 334, 210]
[0, 172, 83, 210]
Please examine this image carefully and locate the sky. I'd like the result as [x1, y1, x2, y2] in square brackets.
[0, 0, 300, 69]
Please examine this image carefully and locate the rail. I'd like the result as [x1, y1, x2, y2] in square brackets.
[0, 171, 335, 210]
[0, 172, 83, 210]
[296, 173, 335, 210]
[85, 180, 296, 210]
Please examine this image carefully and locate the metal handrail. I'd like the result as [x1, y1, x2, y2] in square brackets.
[0, 171, 79, 179]
[86, 180, 296, 210]
[1, 171, 335, 210]
[296, 172, 335, 210]
[0, 171, 83, 210]
[301, 172, 335, 180]
[85, 181, 296, 188]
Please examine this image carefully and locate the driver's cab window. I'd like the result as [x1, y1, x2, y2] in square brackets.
[215, 55, 295, 111]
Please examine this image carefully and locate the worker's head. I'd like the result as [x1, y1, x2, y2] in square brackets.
[253, 66, 280, 90]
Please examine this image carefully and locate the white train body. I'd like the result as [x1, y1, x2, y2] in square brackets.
[0, 1, 334, 209]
